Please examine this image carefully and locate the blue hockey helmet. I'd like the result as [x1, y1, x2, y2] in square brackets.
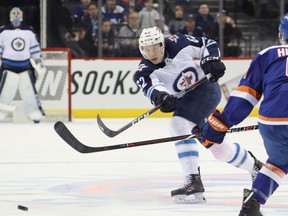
[279, 14, 288, 40]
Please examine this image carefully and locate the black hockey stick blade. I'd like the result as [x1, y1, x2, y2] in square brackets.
[54, 121, 258, 154]
[97, 105, 160, 138]
[54, 121, 193, 153]
[96, 74, 211, 138]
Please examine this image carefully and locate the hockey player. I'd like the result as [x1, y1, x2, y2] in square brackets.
[0, 7, 45, 122]
[200, 14, 288, 215]
[134, 27, 263, 203]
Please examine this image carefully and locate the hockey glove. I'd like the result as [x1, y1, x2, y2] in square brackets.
[30, 58, 46, 80]
[200, 56, 226, 82]
[154, 91, 177, 113]
[199, 110, 232, 147]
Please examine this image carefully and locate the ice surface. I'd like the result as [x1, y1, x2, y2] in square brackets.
[0, 117, 287, 216]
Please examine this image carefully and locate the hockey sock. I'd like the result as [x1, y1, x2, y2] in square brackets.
[209, 140, 255, 172]
[252, 162, 286, 204]
[175, 138, 200, 175]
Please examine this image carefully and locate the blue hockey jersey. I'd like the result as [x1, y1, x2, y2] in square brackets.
[133, 33, 221, 105]
[223, 45, 288, 125]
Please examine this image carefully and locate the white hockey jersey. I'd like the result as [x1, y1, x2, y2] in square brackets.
[0, 24, 41, 62]
[134, 33, 221, 104]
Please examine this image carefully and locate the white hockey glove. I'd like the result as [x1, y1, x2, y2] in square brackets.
[30, 58, 46, 80]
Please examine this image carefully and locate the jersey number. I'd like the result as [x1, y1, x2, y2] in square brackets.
[136, 77, 147, 89]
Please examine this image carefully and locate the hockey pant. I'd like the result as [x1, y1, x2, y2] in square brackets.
[0, 70, 45, 121]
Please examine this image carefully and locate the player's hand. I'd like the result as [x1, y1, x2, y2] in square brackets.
[198, 110, 231, 147]
[154, 92, 177, 113]
[30, 58, 46, 80]
[200, 56, 226, 82]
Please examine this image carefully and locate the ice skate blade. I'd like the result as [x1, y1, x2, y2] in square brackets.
[172, 192, 206, 204]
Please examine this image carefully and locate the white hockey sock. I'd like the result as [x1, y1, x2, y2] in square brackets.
[175, 138, 200, 175]
[209, 140, 254, 172]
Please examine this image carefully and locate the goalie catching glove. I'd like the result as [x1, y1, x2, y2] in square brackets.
[198, 110, 232, 147]
[200, 56, 226, 82]
[153, 91, 177, 113]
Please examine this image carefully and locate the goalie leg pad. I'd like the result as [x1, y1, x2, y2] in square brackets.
[18, 70, 45, 121]
[0, 70, 19, 113]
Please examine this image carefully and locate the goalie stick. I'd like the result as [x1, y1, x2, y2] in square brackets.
[97, 74, 212, 138]
[54, 121, 259, 154]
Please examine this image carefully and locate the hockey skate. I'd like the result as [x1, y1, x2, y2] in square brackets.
[238, 188, 263, 216]
[171, 173, 206, 204]
[248, 151, 264, 182]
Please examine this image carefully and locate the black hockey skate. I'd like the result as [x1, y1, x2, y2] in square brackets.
[248, 151, 264, 182]
[239, 188, 263, 216]
[171, 173, 206, 203]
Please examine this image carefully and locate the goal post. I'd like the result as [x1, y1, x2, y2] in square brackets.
[8, 48, 72, 122]
[40, 48, 72, 122]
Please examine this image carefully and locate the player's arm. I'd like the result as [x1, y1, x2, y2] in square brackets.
[28, 29, 46, 80]
[179, 34, 226, 82]
[199, 55, 264, 147]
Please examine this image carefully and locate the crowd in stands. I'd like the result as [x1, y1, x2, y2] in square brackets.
[53, 0, 245, 58]
[0, 0, 288, 58]
[0, 0, 246, 58]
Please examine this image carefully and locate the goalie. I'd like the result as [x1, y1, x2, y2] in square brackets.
[0, 7, 46, 123]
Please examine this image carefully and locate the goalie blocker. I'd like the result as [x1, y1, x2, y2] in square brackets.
[0, 69, 45, 122]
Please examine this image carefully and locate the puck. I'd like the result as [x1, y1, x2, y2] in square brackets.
[17, 205, 28, 211]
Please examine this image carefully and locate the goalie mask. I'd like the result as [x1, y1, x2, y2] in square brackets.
[10, 7, 23, 25]
[139, 27, 165, 60]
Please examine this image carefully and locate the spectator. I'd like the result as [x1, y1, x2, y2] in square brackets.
[132, 0, 145, 12]
[138, 0, 159, 28]
[179, 14, 203, 37]
[96, 19, 119, 57]
[154, 15, 171, 38]
[102, 0, 127, 30]
[208, 10, 243, 57]
[118, 11, 143, 57]
[73, 0, 92, 27]
[46, 0, 74, 47]
[117, 0, 144, 13]
[164, 0, 194, 17]
[168, 5, 186, 34]
[195, 3, 214, 37]
[64, 25, 89, 58]
[81, 2, 99, 57]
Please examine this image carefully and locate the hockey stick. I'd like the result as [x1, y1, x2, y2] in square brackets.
[54, 121, 259, 154]
[97, 74, 212, 138]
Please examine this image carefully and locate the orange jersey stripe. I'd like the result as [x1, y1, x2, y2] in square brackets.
[259, 114, 288, 122]
[234, 86, 262, 101]
[265, 163, 286, 178]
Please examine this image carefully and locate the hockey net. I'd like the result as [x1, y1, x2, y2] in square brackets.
[8, 48, 72, 122]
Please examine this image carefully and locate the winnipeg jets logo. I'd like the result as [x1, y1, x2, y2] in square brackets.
[179, 72, 193, 86]
[12, 37, 25, 51]
[173, 67, 198, 91]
